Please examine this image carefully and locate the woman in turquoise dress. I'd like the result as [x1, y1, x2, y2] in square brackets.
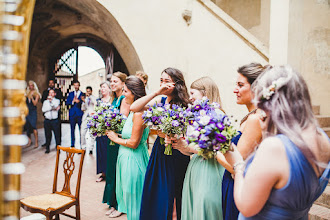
[225, 65, 330, 219]
[131, 67, 190, 220]
[107, 76, 149, 219]
[168, 76, 229, 220]
[102, 72, 130, 217]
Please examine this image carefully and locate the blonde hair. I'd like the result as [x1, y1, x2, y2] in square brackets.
[190, 77, 224, 112]
[26, 80, 41, 97]
[110, 71, 127, 101]
[136, 71, 148, 85]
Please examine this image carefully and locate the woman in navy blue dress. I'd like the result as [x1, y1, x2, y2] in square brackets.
[130, 67, 190, 220]
[25, 80, 41, 148]
[219, 63, 270, 220]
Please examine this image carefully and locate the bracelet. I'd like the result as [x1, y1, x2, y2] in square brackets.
[233, 161, 245, 172]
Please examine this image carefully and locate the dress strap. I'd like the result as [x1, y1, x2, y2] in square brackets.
[161, 96, 167, 104]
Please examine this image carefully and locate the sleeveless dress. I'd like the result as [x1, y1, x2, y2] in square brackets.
[140, 97, 191, 220]
[181, 154, 225, 220]
[25, 97, 37, 135]
[102, 95, 125, 209]
[222, 131, 242, 220]
[239, 133, 330, 220]
[116, 112, 150, 220]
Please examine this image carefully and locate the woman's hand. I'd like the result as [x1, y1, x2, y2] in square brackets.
[224, 143, 244, 167]
[156, 83, 175, 96]
[157, 130, 166, 138]
[106, 130, 119, 143]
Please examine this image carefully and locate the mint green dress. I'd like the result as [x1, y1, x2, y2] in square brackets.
[116, 112, 150, 220]
[181, 154, 225, 220]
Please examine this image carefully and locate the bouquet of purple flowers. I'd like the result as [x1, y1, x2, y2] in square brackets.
[159, 104, 188, 155]
[186, 98, 237, 159]
[142, 102, 166, 130]
[87, 101, 126, 145]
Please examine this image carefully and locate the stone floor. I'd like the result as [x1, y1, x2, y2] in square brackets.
[20, 124, 127, 220]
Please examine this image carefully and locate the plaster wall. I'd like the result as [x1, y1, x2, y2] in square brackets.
[98, 0, 267, 122]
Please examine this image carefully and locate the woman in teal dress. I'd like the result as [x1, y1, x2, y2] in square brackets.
[107, 76, 149, 219]
[168, 77, 230, 220]
[225, 65, 330, 219]
[102, 72, 130, 217]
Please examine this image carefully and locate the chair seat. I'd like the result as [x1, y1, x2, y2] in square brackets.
[20, 193, 75, 211]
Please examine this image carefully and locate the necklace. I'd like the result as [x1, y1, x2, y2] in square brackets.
[240, 108, 257, 125]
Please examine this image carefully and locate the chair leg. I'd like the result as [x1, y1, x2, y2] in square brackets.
[76, 204, 81, 220]
[55, 214, 60, 220]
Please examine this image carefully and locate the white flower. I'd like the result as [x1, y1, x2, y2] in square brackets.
[187, 127, 200, 138]
[147, 122, 153, 126]
[200, 110, 207, 116]
[200, 134, 209, 141]
[146, 111, 153, 117]
[202, 96, 208, 101]
[157, 107, 164, 112]
[199, 115, 211, 126]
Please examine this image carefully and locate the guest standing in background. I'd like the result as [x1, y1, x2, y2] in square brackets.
[226, 65, 330, 219]
[25, 80, 41, 148]
[106, 76, 149, 219]
[41, 79, 63, 147]
[136, 71, 150, 94]
[81, 86, 97, 154]
[42, 89, 61, 153]
[66, 80, 84, 148]
[102, 72, 130, 217]
[131, 67, 190, 220]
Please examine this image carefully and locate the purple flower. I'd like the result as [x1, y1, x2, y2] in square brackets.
[93, 115, 98, 119]
[215, 133, 226, 143]
[172, 120, 179, 127]
[194, 105, 202, 111]
[216, 122, 224, 131]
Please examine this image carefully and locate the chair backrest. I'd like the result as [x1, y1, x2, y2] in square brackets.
[52, 146, 86, 200]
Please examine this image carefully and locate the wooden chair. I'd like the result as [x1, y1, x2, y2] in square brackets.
[20, 146, 86, 220]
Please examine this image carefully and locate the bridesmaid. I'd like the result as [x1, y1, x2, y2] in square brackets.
[226, 65, 330, 219]
[25, 80, 41, 148]
[106, 76, 149, 219]
[102, 72, 130, 216]
[168, 76, 229, 220]
[220, 63, 270, 220]
[130, 67, 190, 220]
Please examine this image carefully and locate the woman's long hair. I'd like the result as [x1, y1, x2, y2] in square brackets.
[125, 76, 146, 101]
[237, 62, 272, 85]
[26, 80, 41, 98]
[162, 67, 190, 107]
[190, 76, 225, 112]
[253, 65, 319, 161]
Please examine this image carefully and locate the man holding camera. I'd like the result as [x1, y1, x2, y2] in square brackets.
[42, 89, 61, 153]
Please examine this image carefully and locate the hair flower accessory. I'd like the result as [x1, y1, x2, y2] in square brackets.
[261, 82, 276, 100]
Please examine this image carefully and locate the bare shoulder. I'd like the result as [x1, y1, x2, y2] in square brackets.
[257, 136, 285, 156]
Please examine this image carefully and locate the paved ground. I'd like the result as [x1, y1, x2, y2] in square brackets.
[20, 124, 127, 220]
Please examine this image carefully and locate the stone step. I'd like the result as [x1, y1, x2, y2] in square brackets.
[313, 105, 321, 115]
[309, 203, 330, 220]
[315, 185, 330, 209]
[317, 116, 330, 128]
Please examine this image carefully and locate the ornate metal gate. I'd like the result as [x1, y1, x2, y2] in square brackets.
[53, 47, 78, 122]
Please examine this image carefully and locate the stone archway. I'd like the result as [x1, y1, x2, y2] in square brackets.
[27, 0, 143, 126]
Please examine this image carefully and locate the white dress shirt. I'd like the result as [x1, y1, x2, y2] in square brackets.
[42, 97, 60, 120]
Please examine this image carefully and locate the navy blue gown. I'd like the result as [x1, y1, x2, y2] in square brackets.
[24, 98, 37, 135]
[222, 131, 242, 220]
[140, 97, 190, 220]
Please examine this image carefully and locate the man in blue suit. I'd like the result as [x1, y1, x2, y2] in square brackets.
[66, 80, 85, 148]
